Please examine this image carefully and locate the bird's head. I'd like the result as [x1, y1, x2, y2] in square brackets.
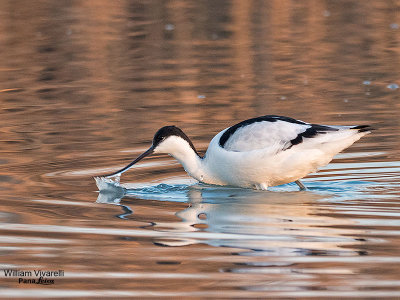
[151, 126, 197, 155]
[103, 126, 198, 178]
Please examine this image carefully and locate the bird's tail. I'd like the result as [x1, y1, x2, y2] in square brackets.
[351, 125, 374, 133]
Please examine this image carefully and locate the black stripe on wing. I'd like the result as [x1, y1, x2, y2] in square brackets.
[219, 115, 307, 148]
[286, 124, 338, 149]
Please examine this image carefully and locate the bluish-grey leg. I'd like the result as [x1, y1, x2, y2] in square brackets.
[295, 180, 306, 191]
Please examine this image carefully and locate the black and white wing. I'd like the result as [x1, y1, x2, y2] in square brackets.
[219, 115, 343, 152]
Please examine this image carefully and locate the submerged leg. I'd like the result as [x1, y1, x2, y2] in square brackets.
[255, 183, 268, 190]
[295, 180, 306, 191]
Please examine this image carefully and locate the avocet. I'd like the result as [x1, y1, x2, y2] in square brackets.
[102, 115, 372, 190]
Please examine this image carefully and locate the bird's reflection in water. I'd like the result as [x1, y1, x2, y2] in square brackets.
[95, 177, 132, 219]
[95, 178, 367, 257]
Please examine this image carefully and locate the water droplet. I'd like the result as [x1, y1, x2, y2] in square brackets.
[363, 80, 371, 85]
[197, 95, 206, 99]
[390, 23, 399, 29]
[200, 175, 204, 181]
[344, 99, 349, 103]
[198, 213, 207, 220]
[387, 83, 399, 90]
[165, 24, 175, 31]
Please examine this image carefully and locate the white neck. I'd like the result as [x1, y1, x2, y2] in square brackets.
[154, 136, 205, 182]
[173, 149, 204, 182]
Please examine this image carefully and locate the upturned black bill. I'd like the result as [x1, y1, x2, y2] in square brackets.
[103, 146, 154, 178]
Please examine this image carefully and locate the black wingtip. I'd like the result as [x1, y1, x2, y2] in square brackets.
[351, 125, 375, 133]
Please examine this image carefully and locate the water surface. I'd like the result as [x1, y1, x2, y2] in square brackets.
[0, 1, 400, 298]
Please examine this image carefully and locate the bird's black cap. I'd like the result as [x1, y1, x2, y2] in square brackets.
[153, 126, 199, 155]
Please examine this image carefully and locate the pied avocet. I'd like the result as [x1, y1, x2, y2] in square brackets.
[102, 115, 372, 190]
